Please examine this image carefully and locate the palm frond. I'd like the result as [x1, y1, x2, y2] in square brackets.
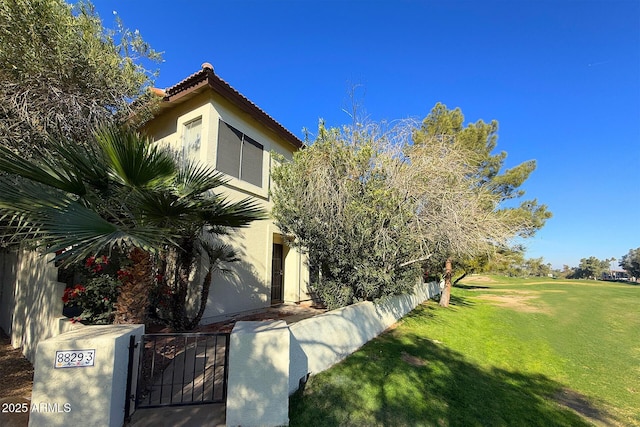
[130, 189, 197, 228]
[0, 177, 171, 263]
[199, 241, 239, 273]
[0, 144, 87, 195]
[0, 124, 265, 270]
[95, 126, 176, 189]
[0, 176, 74, 215]
[199, 197, 266, 228]
[174, 160, 227, 198]
[37, 201, 172, 265]
[47, 137, 109, 192]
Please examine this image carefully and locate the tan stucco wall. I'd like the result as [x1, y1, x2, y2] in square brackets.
[143, 91, 310, 324]
[0, 248, 82, 363]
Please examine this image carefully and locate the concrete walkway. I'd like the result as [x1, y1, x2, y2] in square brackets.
[196, 303, 326, 333]
[128, 404, 225, 427]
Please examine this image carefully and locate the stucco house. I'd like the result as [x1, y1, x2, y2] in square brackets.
[141, 63, 311, 324]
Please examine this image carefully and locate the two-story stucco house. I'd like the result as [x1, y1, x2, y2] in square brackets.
[142, 63, 311, 324]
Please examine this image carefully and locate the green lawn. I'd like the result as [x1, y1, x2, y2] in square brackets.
[289, 276, 640, 426]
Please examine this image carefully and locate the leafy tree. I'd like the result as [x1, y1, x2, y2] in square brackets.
[524, 257, 552, 277]
[485, 245, 526, 277]
[413, 103, 551, 306]
[272, 103, 550, 309]
[619, 248, 640, 279]
[572, 256, 614, 280]
[559, 265, 574, 279]
[0, 126, 264, 329]
[452, 253, 490, 285]
[272, 122, 421, 308]
[0, 0, 161, 156]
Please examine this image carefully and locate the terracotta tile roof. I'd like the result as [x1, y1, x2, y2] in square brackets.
[156, 63, 304, 149]
[150, 87, 166, 97]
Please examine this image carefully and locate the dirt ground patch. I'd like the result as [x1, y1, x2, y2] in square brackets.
[463, 275, 497, 283]
[0, 330, 33, 400]
[474, 291, 550, 313]
[554, 388, 620, 426]
[400, 351, 428, 367]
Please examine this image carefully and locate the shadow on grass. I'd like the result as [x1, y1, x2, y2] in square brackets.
[431, 293, 474, 309]
[454, 284, 491, 290]
[290, 306, 614, 427]
[448, 294, 474, 307]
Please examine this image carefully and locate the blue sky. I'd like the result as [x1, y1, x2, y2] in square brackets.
[92, 0, 639, 269]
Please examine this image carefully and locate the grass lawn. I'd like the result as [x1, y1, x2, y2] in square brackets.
[289, 276, 640, 426]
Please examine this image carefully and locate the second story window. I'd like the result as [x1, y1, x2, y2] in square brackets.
[183, 118, 202, 163]
[217, 119, 263, 187]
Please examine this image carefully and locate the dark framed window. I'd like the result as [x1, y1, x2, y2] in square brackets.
[217, 120, 263, 187]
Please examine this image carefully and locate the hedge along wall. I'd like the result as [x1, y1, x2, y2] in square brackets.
[288, 280, 441, 395]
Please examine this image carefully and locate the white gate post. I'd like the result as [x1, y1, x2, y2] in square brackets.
[28, 325, 144, 427]
[226, 320, 290, 427]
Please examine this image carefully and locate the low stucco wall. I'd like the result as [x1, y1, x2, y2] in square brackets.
[0, 248, 81, 362]
[288, 280, 441, 394]
[227, 321, 290, 427]
[29, 325, 144, 427]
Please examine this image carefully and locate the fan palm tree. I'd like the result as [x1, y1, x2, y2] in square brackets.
[0, 126, 264, 328]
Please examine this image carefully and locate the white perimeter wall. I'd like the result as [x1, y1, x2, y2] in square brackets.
[0, 248, 82, 363]
[227, 280, 441, 426]
[288, 280, 441, 395]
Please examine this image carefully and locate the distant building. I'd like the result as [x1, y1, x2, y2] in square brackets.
[602, 270, 630, 281]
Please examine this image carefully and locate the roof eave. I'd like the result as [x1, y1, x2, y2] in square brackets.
[160, 67, 304, 150]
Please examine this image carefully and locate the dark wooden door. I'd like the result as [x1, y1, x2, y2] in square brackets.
[271, 244, 284, 304]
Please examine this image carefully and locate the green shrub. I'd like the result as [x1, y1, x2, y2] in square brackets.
[64, 275, 120, 324]
[61, 253, 128, 324]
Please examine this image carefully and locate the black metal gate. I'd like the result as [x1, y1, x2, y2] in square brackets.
[134, 333, 230, 408]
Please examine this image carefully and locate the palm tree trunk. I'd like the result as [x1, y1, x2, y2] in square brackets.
[185, 269, 212, 331]
[114, 247, 152, 324]
[170, 241, 194, 331]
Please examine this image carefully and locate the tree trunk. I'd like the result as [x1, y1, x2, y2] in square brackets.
[171, 258, 191, 331]
[185, 268, 212, 331]
[453, 271, 468, 286]
[171, 240, 197, 331]
[114, 247, 152, 325]
[439, 257, 453, 307]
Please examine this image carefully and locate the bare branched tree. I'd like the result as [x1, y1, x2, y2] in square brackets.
[272, 104, 550, 309]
